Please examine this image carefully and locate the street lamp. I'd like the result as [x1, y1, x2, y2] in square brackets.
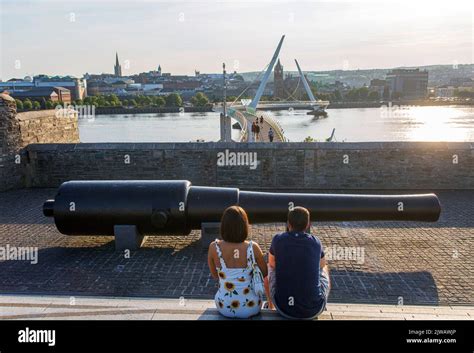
[220, 63, 231, 142]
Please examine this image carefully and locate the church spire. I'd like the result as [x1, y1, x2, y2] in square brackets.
[114, 52, 122, 77]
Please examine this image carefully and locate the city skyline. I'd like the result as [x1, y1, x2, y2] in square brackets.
[1, 0, 473, 80]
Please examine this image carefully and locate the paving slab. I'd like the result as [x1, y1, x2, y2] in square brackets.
[0, 295, 473, 320]
[0, 189, 473, 306]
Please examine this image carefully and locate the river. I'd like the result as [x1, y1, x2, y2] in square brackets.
[78, 106, 474, 143]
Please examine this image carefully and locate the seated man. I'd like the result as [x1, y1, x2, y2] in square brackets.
[264, 206, 330, 319]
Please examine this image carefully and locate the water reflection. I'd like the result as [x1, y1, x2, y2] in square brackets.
[79, 106, 474, 143]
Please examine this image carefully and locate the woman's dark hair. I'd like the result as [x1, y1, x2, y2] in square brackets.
[220, 206, 249, 243]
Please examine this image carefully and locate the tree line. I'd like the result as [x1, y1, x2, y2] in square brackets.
[14, 92, 211, 111]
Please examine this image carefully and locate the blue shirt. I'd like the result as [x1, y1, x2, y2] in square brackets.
[269, 231, 325, 318]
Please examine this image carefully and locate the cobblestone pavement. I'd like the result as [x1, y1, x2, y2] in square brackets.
[0, 189, 472, 306]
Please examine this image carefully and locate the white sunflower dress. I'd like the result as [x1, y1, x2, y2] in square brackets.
[214, 240, 262, 318]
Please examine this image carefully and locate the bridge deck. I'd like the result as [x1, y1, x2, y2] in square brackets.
[241, 111, 285, 142]
[251, 119, 283, 142]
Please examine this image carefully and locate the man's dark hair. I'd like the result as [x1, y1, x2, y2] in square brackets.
[220, 206, 249, 243]
[287, 206, 310, 232]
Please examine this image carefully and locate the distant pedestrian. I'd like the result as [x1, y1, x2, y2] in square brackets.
[260, 116, 264, 124]
[251, 122, 256, 140]
[255, 123, 261, 141]
[268, 128, 274, 142]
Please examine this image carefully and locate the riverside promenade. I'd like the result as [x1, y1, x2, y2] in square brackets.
[0, 188, 472, 311]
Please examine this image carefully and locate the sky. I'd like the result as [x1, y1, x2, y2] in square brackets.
[0, 0, 473, 80]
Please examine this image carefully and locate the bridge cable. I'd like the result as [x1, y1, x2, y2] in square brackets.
[230, 63, 270, 107]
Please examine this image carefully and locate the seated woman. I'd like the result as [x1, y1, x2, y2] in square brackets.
[207, 206, 268, 319]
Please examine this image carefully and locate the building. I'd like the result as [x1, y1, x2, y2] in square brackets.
[162, 81, 201, 91]
[434, 85, 456, 98]
[114, 52, 122, 77]
[11, 87, 72, 103]
[33, 75, 87, 100]
[369, 79, 389, 100]
[0, 77, 35, 92]
[0, 76, 86, 101]
[385, 68, 428, 99]
[273, 59, 285, 99]
[272, 59, 310, 100]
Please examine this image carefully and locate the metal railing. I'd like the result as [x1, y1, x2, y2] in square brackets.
[224, 107, 287, 142]
[228, 108, 248, 142]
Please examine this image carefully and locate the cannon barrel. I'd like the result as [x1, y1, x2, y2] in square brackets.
[43, 180, 441, 236]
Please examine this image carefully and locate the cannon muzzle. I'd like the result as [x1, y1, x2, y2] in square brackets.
[43, 180, 441, 236]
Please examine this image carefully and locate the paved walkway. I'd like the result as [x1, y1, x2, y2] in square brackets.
[0, 295, 472, 320]
[241, 110, 284, 142]
[253, 119, 281, 142]
[0, 189, 472, 305]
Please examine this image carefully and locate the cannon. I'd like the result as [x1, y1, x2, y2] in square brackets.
[43, 180, 441, 250]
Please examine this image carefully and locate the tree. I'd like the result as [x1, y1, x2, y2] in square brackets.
[139, 95, 152, 106]
[368, 91, 380, 101]
[84, 96, 99, 107]
[33, 101, 41, 110]
[454, 89, 474, 99]
[165, 93, 183, 107]
[345, 89, 358, 101]
[358, 87, 369, 101]
[23, 99, 33, 110]
[153, 96, 166, 107]
[344, 87, 371, 101]
[96, 96, 107, 107]
[190, 92, 210, 107]
[45, 100, 54, 109]
[108, 94, 121, 106]
[15, 99, 24, 110]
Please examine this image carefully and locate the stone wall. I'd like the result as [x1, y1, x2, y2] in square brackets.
[0, 94, 24, 190]
[16, 110, 79, 147]
[24, 142, 473, 190]
[0, 94, 79, 191]
[1, 91, 473, 191]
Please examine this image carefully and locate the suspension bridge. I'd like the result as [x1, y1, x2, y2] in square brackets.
[217, 35, 329, 142]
